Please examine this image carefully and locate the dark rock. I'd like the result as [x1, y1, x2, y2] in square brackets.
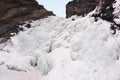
[0, 0, 55, 42]
[92, 0, 115, 22]
[66, 0, 115, 21]
[72, 18, 75, 21]
[66, 0, 99, 18]
[25, 24, 31, 28]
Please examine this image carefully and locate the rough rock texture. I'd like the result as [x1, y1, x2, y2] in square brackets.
[66, 0, 99, 18]
[0, 0, 54, 41]
[66, 0, 115, 20]
[92, 0, 115, 21]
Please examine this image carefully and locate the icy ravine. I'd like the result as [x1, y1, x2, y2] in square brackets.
[0, 14, 120, 80]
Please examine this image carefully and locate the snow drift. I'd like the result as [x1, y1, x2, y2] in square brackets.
[0, 1, 120, 80]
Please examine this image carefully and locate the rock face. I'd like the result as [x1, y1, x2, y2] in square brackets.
[0, 0, 54, 41]
[93, 0, 115, 21]
[66, 0, 99, 18]
[66, 0, 115, 20]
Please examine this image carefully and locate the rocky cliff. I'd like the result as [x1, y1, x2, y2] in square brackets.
[66, 0, 115, 20]
[0, 0, 54, 41]
[66, 0, 99, 18]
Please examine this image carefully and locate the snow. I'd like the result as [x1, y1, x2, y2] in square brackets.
[0, 1, 120, 79]
[113, 0, 120, 23]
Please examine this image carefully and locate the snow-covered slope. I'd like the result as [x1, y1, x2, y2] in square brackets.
[0, 3, 120, 80]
